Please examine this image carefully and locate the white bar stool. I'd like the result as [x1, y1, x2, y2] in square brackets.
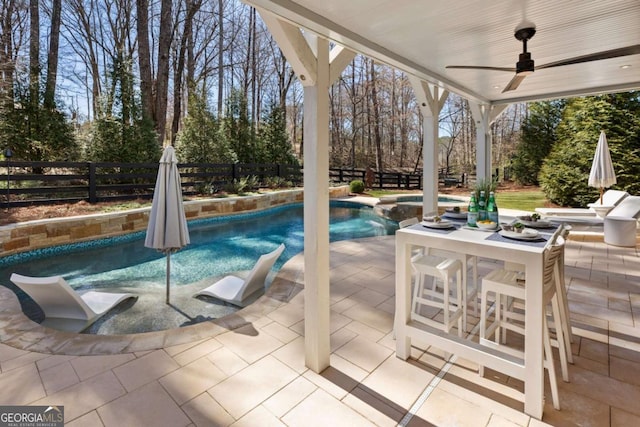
[479, 238, 568, 410]
[411, 253, 464, 337]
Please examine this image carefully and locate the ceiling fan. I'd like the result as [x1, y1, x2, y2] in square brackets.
[446, 26, 640, 93]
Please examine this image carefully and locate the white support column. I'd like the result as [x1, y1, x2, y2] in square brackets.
[409, 76, 448, 215]
[469, 103, 508, 182]
[259, 9, 353, 373]
[302, 35, 330, 373]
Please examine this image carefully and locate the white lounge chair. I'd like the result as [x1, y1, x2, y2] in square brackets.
[194, 244, 285, 307]
[10, 273, 136, 333]
[535, 189, 628, 218]
[604, 196, 640, 246]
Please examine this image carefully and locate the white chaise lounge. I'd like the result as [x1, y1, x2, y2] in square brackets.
[10, 273, 136, 332]
[535, 189, 628, 218]
[194, 244, 285, 307]
[604, 196, 640, 247]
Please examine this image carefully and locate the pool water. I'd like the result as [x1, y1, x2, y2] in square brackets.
[0, 202, 398, 334]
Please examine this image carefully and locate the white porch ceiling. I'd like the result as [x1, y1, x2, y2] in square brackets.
[245, 0, 640, 105]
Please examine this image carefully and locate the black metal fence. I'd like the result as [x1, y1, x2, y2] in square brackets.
[0, 161, 426, 208]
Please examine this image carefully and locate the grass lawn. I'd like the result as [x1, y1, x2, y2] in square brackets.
[496, 190, 547, 212]
[364, 188, 549, 212]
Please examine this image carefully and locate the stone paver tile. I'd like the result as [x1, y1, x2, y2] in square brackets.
[208, 355, 298, 419]
[70, 353, 136, 381]
[609, 297, 632, 313]
[342, 386, 404, 427]
[330, 327, 357, 352]
[414, 387, 491, 427]
[206, 347, 248, 377]
[350, 288, 391, 306]
[182, 392, 235, 427]
[343, 303, 394, 333]
[331, 297, 359, 314]
[330, 353, 369, 383]
[559, 365, 640, 417]
[231, 405, 286, 427]
[541, 387, 610, 427]
[113, 350, 179, 392]
[1, 351, 50, 372]
[334, 336, 392, 372]
[40, 360, 80, 394]
[570, 300, 634, 326]
[437, 371, 530, 426]
[612, 406, 640, 427]
[160, 356, 227, 405]
[172, 338, 223, 366]
[610, 355, 640, 387]
[0, 363, 45, 404]
[98, 381, 191, 427]
[282, 388, 373, 427]
[361, 355, 434, 409]
[261, 321, 300, 344]
[267, 304, 305, 327]
[486, 414, 526, 427]
[271, 336, 307, 374]
[36, 355, 77, 371]
[165, 339, 206, 357]
[34, 371, 125, 422]
[0, 343, 29, 363]
[215, 325, 284, 364]
[65, 411, 104, 427]
[330, 311, 353, 333]
[344, 320, 386, 342]
[578, 338, 609, 364]
[262, 376, 317, 418]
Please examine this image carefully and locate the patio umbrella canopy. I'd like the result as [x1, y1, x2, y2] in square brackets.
[145, 146, 190, 304]
[588, 130, 617, 205]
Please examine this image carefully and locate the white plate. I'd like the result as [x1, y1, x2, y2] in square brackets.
[517, 219, 553, 228]
[443, 211, 468, 219]
[499, 228, 540, 240]
[421, 220, 455, 229]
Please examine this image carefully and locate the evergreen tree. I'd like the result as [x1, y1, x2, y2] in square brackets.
[539, 92, 640, 206]
[87, 57, 160, 163]
[257, 103, 299, 165]
[0, 82, 80, 162]
[175, 95, 237, 163]
[511, 100, 565, 185]
[221, 88, 254, 163]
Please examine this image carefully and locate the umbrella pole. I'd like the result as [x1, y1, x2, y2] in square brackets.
[600, 188, 604, 205]
[166, 252, 171, 304]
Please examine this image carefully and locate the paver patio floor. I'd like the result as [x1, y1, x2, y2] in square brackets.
[0, 234, 639, 426]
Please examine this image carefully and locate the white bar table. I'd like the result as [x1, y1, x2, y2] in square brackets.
[395, 222, 551, 419]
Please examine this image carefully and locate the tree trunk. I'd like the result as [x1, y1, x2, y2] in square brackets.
[29, 0, 39, 106]
[154, 0, 174, 145]
[369, 60, 383, 171]
[217, 0, 224, 115]
[0, 0, 17, 104]
[136, 0, 153, 121]
[43, 0, 61, 109]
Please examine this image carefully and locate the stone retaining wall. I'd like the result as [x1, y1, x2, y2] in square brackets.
[0, 186, 351, 257]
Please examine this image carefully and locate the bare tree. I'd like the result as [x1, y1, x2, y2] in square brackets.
[43, 0, 62, 109]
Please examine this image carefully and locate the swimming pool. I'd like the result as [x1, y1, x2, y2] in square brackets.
[0, 201, 398, 334]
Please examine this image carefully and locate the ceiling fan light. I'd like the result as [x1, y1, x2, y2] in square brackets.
[620, 64, 631, 69]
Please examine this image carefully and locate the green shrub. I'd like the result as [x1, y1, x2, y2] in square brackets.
[350, 180, 365, 194]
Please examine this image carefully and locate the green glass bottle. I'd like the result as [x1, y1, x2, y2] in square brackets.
[478, 190, 487, 221]
[467, 192, 478, 226]
[487, 191, 499, 223]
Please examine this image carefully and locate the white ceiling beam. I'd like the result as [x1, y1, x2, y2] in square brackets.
[329, 45, 356, 84]
[257, 7, 317, 86]
[409, 76, 449, 117]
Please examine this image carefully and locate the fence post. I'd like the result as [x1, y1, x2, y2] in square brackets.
[232, 163, 238, 181]
[89, 162, 97, 203]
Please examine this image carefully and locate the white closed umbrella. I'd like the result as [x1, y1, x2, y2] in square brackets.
[588, 130, 617, 205]
[145, 146, 190, 304]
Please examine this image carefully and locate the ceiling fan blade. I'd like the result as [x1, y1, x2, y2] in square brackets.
[446, 65, 516, 72]
[502, 73, 528, 93]
[537, 45, 640, 70]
